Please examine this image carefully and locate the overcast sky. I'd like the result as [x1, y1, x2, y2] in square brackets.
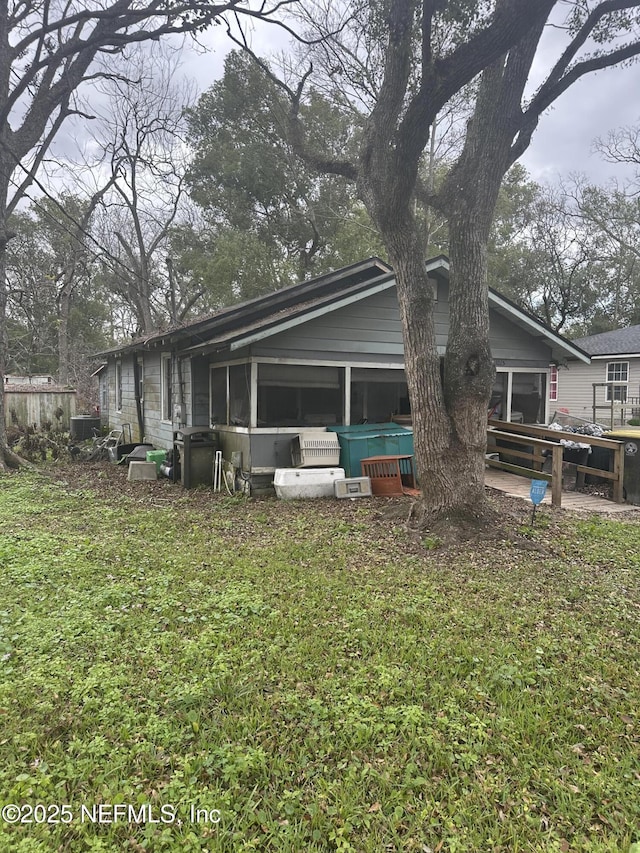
[48, 12, 640, 195]
[175, 17, 640, 190]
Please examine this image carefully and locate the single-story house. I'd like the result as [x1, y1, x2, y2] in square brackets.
[4, 375, 76, 430]
[553, 325, 640, 427]
[95, 255, 589, 491]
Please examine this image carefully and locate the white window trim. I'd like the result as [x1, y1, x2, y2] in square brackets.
[115, 360, 122, 413]
[495, 366, 551, 424]
[549, 365, 558, 403]
[161, 354, 172, 423]
[605, 361, 628, 402]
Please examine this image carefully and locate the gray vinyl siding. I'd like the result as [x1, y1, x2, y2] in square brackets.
[108, 355, 140, 441]
[251, 281, 551, 367]
[251, 289, 409, 362]
[140, 351, 192, 449]
[489, 310, 552, 366]
[98, 372, 109, 426]
[555, 356, 640, 425]
[106, 351, 186, 449]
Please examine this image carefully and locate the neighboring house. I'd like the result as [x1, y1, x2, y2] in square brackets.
[4, 376, 77, 430]
[553, 325, 640, 427]
[95, 256, 589, 491]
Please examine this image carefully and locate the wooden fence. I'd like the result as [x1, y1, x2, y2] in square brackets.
[487, 419, 625, 507]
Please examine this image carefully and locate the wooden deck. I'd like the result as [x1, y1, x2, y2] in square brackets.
[484, 469, 639, 514]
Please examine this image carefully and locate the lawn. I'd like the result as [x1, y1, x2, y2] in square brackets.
[0, 467, 638, 853]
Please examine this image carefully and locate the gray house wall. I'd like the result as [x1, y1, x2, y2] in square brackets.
[101, 272, 559, 481]
[105, 350, 191, 448]
[489, 311, 552, 367]
[251, 280, 552, 367]
[108, 354, 138, 441]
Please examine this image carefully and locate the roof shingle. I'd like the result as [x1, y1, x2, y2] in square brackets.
[573, 325, 640, 356]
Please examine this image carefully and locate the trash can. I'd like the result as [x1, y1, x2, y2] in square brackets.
[561, 445, 590, 491]
[173, 428, 219, 489]
[605, 428, 640, 505]
[146, 449, 167, 474]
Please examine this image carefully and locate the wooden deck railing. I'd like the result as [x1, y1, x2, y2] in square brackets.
[487, 419, 625, 507]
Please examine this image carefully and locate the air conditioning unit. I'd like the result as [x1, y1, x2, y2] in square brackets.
[291, 432, 340, 467]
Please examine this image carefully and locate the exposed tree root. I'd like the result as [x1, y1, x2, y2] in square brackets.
[0, 443, 34, 472]
[382, 491, 547, 551]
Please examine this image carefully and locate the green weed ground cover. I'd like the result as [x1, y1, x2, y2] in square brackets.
[0, 469, 638, 852]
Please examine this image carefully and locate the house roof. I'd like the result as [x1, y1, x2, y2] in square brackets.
[572, 324, 640, 357]
[96, 257, 392, 358]
[95, 255, 590, 365]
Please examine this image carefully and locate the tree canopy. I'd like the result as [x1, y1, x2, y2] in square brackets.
[183, 49, 385, 297]
[0, 0, 297, 466]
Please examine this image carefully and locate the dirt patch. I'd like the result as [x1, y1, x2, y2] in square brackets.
[29, 459, 639, 559]
[35, 461, 530, 548]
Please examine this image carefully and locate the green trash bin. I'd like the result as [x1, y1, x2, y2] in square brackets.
[605, 428, 640, 505]
[146, 449, 167, 474]
[328, 423, 414, 478]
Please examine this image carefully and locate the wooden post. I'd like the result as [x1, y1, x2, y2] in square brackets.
[612, 442, 625, 504]
[551, 444, 563, 507]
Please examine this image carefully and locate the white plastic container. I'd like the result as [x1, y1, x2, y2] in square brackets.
[273, 467, 346, 499]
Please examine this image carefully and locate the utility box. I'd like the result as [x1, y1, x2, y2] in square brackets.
[173, 427, 219, 489]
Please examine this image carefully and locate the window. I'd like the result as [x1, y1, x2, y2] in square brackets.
[229, 364, 251, 426]
[210, 367, 228, 425]
[137, 358, 144, 403]
[549, 366, 558, 402]
[115, 361, 122, 412]
[257, 363, 344, 427]
[605, 361, 628, 402]
[350, 368, 409, 423]
[161, 355, 172, 421]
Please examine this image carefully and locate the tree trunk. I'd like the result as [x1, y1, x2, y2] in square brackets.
[0, 214, 22, 470]
[382, 211, 493, 521]
[443, 213, 496, 507]
[58, 286, 71, 386]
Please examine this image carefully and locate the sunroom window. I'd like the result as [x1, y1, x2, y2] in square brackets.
[350, 368, 409, 423]
[257, 364, 344, 427]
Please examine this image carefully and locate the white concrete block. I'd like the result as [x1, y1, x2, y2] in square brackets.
[128, 461, 157, 481]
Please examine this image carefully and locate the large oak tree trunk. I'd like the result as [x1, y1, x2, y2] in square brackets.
[383, 211, 494, 520]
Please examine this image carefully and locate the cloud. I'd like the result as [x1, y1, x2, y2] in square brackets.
[521, 63, 640, 186]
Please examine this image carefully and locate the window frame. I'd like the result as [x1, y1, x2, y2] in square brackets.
[549, 365, 558, 402]
[161, 354, 172, 422]
[605, 361, 629, 402]
[115, 360, 122, 412]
